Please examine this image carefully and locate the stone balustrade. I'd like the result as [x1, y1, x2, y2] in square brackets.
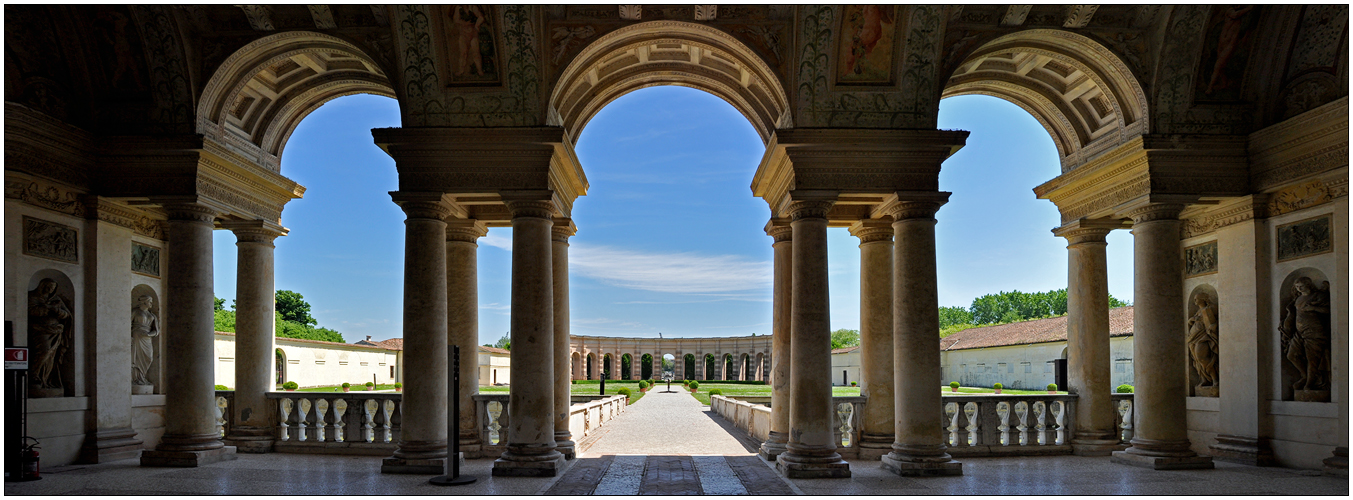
[712, 393, 1136, 459]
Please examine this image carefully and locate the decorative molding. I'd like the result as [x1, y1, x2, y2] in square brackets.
[1058, 173, 1150, 223]
[506, 200, 555, 220]
[238, 6, 276, 31]
[1181, 197, 1268, 239]
[1124, 203, 1185, 224]
[5, 179, 86, 217]
[23, 216, 79, 263]
[446, 219, 488, 243]
[85, 198, 167, 240]
[1063, 5, 1099, 28]
[369, 5, 389, 26]
[307, 5, 337, 30]
[1268, 180, 1334, 217]
[161, 203, 219, 224]
[848, 221, 894, 244]
[694, 5, 717, 21]
[619, 5, 642, 21]
[195, 176, 283, 223]
[787, 200, 834, 221]
[1000, 6, 1032, 26]
[885, 201, 943, 221]
[765, 223, 793, 243]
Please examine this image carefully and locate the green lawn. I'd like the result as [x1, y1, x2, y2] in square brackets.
[686, 384, 1063, 405]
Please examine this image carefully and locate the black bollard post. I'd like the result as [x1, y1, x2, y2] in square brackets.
[600, 370, 606, 396]
[430, 345, 475, 486]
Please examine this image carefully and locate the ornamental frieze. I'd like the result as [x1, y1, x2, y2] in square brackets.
[5, 178, 86, 217]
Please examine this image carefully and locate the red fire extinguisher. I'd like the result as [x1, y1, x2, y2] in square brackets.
[19, 437, 40, 481]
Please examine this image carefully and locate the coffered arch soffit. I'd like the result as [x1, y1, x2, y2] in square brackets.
[196, 31, 395, 172]
[550, 21, 790, 146]
[942, 29, 1148, 173]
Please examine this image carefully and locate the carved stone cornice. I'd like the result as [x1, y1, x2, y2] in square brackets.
[787, 200, 834, 221]
[848, 219, 894, 244]
[885, 201, 944, 221]
[764, 218, 792, 243]
[1124, 203, 1185, 224]
[5, 174, 87, 217]
[5, 103, 96, 188]
[160, 202, 220, 224]
[1249, 97, 1348, 191]
[446, 219, 489, 243]
[551, 218, 577, 242]
[1052, 218, 1127, 246]
[390, 192, 453, 221]
[1181, 196, 1270, 239]
[506, 200, 556, 220]
[219, 220, 287, 244]
[81, 196, 166, 240]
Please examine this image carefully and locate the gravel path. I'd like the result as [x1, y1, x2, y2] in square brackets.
[581, 388, 758, 456]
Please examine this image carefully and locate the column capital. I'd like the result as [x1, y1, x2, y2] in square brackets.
[882, 192, 950, 221]
[220, 220, 288, 244]
[390, 192, 453, 220]
[505, 200, 555, 219]
[849, 219, 895, 244]
[1052, 218, 1128, 245]
[160, 202, 219, 224]
[1124, 203, 1186, 224]
[552, 218, 577, 242]
[445, 218, 488, 243]
[787, 200, 834, 221]
[764, 218, 793, 243]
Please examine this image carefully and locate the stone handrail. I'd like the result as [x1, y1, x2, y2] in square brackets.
[712, 393, 1136, 458]
[265, 391, 404, 454]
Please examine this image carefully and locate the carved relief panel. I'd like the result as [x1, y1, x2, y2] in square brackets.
[1184, 241, 1218, 277]
[1276, 214, 1333, 262]
[23, 216, 78, 263]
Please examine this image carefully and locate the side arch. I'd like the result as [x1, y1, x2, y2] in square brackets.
[196, 31, 395, 172]
[943, 29, 1149, 172]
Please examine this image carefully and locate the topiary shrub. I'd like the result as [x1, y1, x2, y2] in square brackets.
[993, 383, 1003, 390]
[215, 385, 230, 391]
[707, 388, 723, 397]
[616, 387, 632, 398]
[638, 381, 648, 390]
[689, 381, 700, 391]
[1047, 383, 1058, 392]
[950, 381, 960, 389]
[394, 382, 403, 389]
[1116, 384, 1133, 394]
[282, 381, 298, 391]
[342, 382, 351, 388]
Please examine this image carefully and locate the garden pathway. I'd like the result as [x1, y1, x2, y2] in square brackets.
[583, 387, 756, 456]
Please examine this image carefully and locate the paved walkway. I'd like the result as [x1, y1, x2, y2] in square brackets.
[582, 388, 758, 456]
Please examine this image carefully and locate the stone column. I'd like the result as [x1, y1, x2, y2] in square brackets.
[142, 202, 236, 467]
[447, 219, 487, 459]
[493, 199, 565, 477]
[695, 353, 705, 381]
[776, 199, 850, 478]
[882, 199, 962, 476]
[552, 219, 577, 459]
[222, 221, 286, 453]
[850, 219, 895, 460]
[382, 193, 450, 474]
[1055, 221, 1119, 455]
[1112, 204, 1213, 470]
[761, 217, 793, 464]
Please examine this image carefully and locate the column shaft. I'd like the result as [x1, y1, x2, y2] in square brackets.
[1061, 226, 1118, 455]
[552, 221, 577, 459]
[883, 200, 961, 476]
[141, 203, 233, 467]
[776, 201, 849, 478]
[493, 200, 565, 476]
[1112, 205, 1213, 470]
[852, 220, 895, 459]
[447, 221, 485, 458]
[225, 223, 283, 453]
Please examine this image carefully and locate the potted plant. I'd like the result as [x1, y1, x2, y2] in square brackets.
[342, 382, 351, 392]
[1047, 383, 1058, 394]
[1116, 384, 1133, 394]
[394, 382, 403, 392]
[993, 383, 1003, 394]
[850, 381, 858, 387]
[950, 381, 960, 392]
[283, 381, 298, 392]
[365, 381, 375, 391]
[689, 381, 699, 393]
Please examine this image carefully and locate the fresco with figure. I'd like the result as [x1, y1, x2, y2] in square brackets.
[836, 5, 897, 85]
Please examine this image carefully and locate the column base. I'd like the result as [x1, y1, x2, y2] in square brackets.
[759, 432, 788, 461]
[80, 428, 144, 464]
[880, 454, 962, 477]
[492, 451, 566, 477]
[1208, 435, 1275, 466]
[140, 446, 237, 467]
[1111, 450, 1214, 470]
[1323, 447, 1348, 478]
[1071, 437, 1124, 457]
[775, 448, 851, 478]
[555, 437, 577, 460]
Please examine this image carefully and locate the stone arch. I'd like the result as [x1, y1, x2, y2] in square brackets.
[571, 351, 582, 380]
[943, 29, 1149, 172]
[754, 352, 765, 381]
[723, 353, 736, 381]
[586, 352, 596, 380]
[196, 31, 395, 172]
[620, 353, 633, 380]
[275, 348, 287, 386]
[684, 354, 696, 380]
[549, 20, 790, 145]
[704, 353, 717, 380]
[640, 353, 654, 380]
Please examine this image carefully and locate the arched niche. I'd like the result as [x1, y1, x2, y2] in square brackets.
[26, 270, 77, 398]
[1186, 284, 1220, 397]
[129, 284, 162, 394]
[275, 348, 288, 386]
[1276, 268, 1333, 402]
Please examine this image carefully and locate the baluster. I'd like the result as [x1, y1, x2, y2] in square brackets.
[382, 400, 395, 444]
[1032, 401, 1047, 445]
[314, 399, 330, 442]
[363, 399, 377, 443]
[944, 402, 959, 446]
[215, 396, 228, 438]
[333, 399, 348, 442]
[297, 398, 312, 442]
[487, 401, 504, 445]
[996, 401, 1011, 446]
[1014, 401, 1029, 446]
[1117, 399, 1134, 443]
[1050, 401, 1066, 445]
[837, 402, 854, 448]
[963, 402, 979, 446]
[279, 398, 294, 441]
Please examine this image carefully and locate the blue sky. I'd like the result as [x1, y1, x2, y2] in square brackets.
[212, 88, 1134, 345]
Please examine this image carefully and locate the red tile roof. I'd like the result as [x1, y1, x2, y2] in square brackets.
[831, 345, 860, 354]
[939, 306, 1134, 351]
[374, 338, 404, 351]
[479, 345, 510, 355]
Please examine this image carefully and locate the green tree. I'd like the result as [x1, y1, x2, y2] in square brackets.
[938, 306, 972, 329]
[830, 328, 860, 350]
[213, 308, 236, 332]
[275, 290, 316, 326]
[214, 297, 226, 312]
[274, 312, 344, 343]
[492, 332, 511, 350]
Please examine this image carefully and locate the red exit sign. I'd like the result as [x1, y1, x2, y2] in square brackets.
[5, 348, 27, 370]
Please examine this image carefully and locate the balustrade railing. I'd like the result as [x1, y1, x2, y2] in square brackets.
[215, 390, 234, 439]
[265, 392, 403, 453]
[1112, 393, 1134, 443]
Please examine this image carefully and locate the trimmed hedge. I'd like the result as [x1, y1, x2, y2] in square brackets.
[707, 388, 724, 397]
[1116, 384, 1134, 394]
[616, 387, 633, 397]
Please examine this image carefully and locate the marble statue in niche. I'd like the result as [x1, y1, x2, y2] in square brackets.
[1187, 293, 1219, 397]
[131, 295, 159, 393]
[28, 278, 73, 397]
[1280, 277, 1331, 401]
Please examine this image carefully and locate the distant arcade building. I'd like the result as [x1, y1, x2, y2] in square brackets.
[569, 334, 773, 382]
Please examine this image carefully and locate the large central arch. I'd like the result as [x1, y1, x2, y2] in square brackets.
[943, 30, 1148, 172]
[549, 21, 790, 145]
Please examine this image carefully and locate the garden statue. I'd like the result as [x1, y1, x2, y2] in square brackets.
[131, 295, 159, 390]
[1186, 293, 1219, 395]
[1279, 277, 1331, 400]
[28, 278, 73, 397]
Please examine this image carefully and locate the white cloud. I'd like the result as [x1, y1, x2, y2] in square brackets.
[479, 233, 513, 251]
[570, 244, 771, 294]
